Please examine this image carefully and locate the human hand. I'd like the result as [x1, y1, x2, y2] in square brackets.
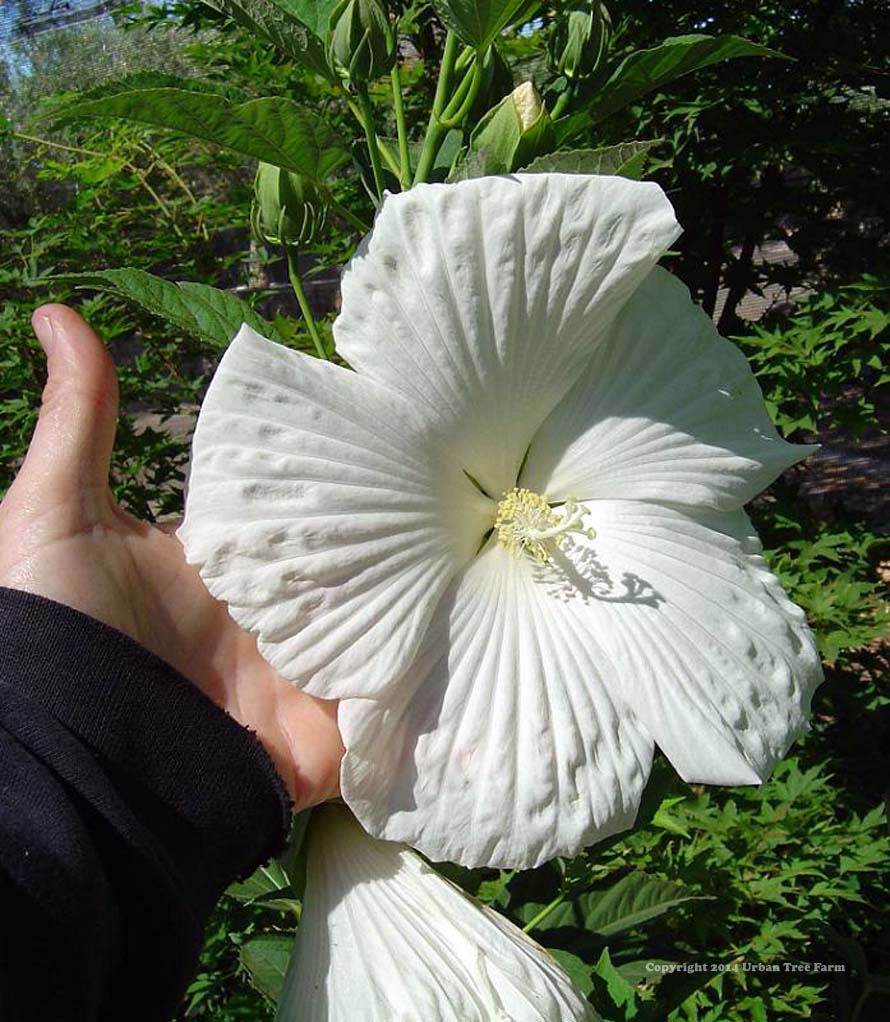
[0, 304, 343, 809]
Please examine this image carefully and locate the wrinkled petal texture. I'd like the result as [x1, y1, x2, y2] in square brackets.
[335, 173, 681, 496]
[549, 501, 821, 785]
[522, 268, 816, 510]
[277, 806, 596, 1022]
[179, 324, 493, 698]
[340, 545, 654, 869]
[340, 504, 821, 868]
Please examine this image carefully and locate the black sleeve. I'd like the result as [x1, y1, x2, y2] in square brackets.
[0, 587, 292, 1022]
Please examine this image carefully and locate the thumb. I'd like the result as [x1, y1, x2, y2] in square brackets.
[17, 305, 119, 502]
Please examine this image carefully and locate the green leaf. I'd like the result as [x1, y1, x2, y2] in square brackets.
[269, 0, 340, 38]
[200, 0, 333, 77]
[522, 139, 661, 179]
[617, 958, 678, 984]
[581, 871, 708, 936]
[226, 860, 291, 902]
[476, 869, 513, 908]
[651, 796, 692, 838]
[239, 933, 293, 1003]
[432, 0, 530, 49]
[557, 35, 786, 140]
[48, 270, 283, 348]
[591, 948, 638, 1014]
[47, 88, 349, 183]
[548, 949, 596, 998]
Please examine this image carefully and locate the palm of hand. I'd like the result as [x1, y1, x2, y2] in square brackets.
[0, 306, 342, 808]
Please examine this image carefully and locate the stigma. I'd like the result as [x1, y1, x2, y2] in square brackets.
[494, 488, 595, 563]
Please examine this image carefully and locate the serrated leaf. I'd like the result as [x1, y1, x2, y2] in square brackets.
[432, 0, 529, 49]
[652, 796, 692, 837]
[581, 871, 708, 936]
[240, 933, 293, 1003]
[556, 34, 786, 140]
[48, 270, 283, 348]
[227, 859, 291, 902]
[199, 0, 333, 77]
[476, 869, 513, 907]
[46, 89, 348, 183]
[522, 140, 660, 179]
[46, 71, 248, 105]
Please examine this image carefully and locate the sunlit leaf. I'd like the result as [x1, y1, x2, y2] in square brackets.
[582, 872, 709, 937]
[522, 139, 661, 178]
[200, 0, 333, 77]
[47, 88, 349, 182]
[240, 933, 293, 1003]
[432, 0, 531, 49]
[48, 270, 284, 347]
[556, 35, 786, 140]
[268, 0, 340, 38]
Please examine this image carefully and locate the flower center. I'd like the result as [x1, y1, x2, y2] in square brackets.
[494, 488, 594, 563]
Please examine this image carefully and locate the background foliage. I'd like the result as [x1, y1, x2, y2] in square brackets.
[1, 1, 887, 1019]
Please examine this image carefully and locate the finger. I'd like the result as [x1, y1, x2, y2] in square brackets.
[17, 304, 119, 500]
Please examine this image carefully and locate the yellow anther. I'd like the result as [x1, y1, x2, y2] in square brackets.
[494, 488, 594, 563]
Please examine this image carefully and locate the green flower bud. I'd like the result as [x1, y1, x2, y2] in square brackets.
[251, 162, 327, 248]
[327, 0, 396, 83]
[548, 1, 612, 81]
[468, 82, 556, 174]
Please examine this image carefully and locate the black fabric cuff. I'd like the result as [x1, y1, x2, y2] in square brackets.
[0, 586, 291, 905]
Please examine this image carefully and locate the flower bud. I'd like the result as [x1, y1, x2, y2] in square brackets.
[327, 0, 396, 83]
[251, 162, 326, 248]
[548, 1, 612, 81]
[468, 81, 556, 174]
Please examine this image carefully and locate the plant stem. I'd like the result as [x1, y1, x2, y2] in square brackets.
[14, 130, 107, 159]
[322, 188, 371, 234]
[16, 130, 184, 234]
[345, 97, 402, 179]
[551, 89, 572, 120]
[413, 30, 461, 184]
[286, 250, 326, 359]
[522, 892, 567, 933]
[437, 51, 484, 130]
[355, 87, 386, 203]
[390, 63, 412, 188]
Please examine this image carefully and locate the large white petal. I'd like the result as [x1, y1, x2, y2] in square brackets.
[522, 268, 816, 510]
[179, 324, 493, 699]
[339, 545, 654, 869]
[549, 500, 822, 785]
[277, 805, 596, 1022]
[335, 174, 681, 496]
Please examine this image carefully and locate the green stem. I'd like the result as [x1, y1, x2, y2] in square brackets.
[437, 52, 483, 130]
[355, 87, 386, 203]
[522, 892, 566, 933]
[287, 250, 326, 359]
[322, 188, 371, 234]
[390, 63, 412, 188]
[413, 30, 461, 185]
[345, 97, 401, 179]
[433, 31, 461, 118]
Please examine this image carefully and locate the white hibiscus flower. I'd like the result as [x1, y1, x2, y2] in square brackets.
[180, 173, 822, 869]
[277, 805, 596, 1022]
